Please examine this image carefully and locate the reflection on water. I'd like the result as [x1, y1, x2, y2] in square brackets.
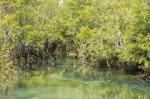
[0, 59, 150, 99]
[0, 66, 18, 99]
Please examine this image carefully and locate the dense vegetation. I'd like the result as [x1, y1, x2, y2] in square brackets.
[0, 0, 150, 75]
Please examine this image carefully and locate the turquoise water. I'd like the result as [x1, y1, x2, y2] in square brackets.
[0, 59, 150, 99]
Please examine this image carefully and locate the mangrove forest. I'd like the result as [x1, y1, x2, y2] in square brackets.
[0, 0, 150, 99]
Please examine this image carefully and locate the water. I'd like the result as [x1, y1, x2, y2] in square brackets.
[0, 59, 150, 99]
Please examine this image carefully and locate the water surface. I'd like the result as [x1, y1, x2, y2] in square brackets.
[0, 59, 150, 99]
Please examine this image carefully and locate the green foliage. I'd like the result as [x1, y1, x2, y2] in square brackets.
[0, 0, 149, 74]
